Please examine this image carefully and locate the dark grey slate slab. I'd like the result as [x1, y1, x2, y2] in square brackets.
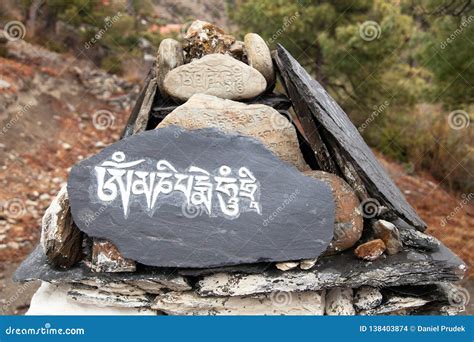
[13, 245, 184, 285]
[196, 242, 466, 296]
[15, 242, 466, 295]
[274, 44, 426, 230]
[67, 126, 334, 268]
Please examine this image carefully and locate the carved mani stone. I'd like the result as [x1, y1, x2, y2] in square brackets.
[157, 94, 310, 172]
[304, 171, 363, 254]
[41, 185, 82, 268]
[156, 38, 184, 98]
[244, 33, 275, 87]
[163, 54, 266, 101]
[67, 126, 334, 268]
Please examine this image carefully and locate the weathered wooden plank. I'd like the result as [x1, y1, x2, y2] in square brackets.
[274, 44, 426, 230]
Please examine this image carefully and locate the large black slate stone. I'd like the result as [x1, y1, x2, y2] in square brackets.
[274, 45, 426, 230]
[67, 126, 334, 268]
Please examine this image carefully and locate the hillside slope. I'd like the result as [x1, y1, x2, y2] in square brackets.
[0, 39, 472, 314]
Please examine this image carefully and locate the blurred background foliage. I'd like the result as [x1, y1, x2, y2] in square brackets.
[0, 0, 472, 192]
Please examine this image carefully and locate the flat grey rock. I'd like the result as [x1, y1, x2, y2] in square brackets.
[14, 245, 190, 291]
[67, 126, 334, 268]
[68, 284, 153, 308]
[163, 54, 266, 101]
[151, 290, 325, 315]
[196, 243, 466, 296]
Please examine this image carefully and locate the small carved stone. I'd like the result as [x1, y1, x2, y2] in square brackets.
[156, 38, 184, 98]
[163, 54, 266, 101]
[354, 239, 386, 261]
[244, 33, 275, 87]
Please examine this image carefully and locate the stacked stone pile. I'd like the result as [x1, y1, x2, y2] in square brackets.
[15, 20, 467, 315]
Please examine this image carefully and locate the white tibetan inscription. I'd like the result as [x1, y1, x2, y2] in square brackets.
[94, 152, 262, 219]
